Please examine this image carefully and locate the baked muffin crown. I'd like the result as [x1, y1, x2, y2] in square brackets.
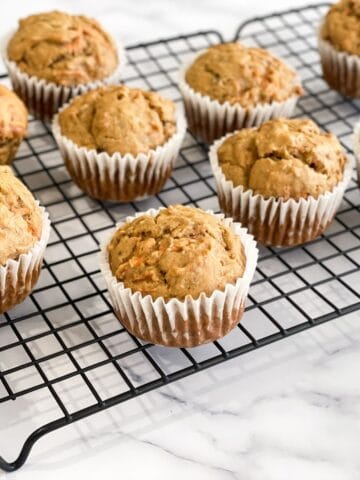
[0, 166, 42, 265]
[7, 10, 118, 86]
[0, 85, 27, 140]
[107, 205, 246, 301]
[217, 118, 346, 200]
[321, 0, 360, 56]
[185, 42, 303, 108]
[58, 85, 177, 156]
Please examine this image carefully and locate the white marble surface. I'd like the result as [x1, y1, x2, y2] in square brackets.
[1, 1, 360, 479]
[1, 312, 360, 480]
[0, 0, 312, 44]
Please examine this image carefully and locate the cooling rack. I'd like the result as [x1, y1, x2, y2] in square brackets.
[0, 2, 359, 472]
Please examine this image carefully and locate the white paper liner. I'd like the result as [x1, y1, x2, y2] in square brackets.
[209, 132, 353, 247]
[52, 105, 187, 202]
[99, 207, 258, 348]
[0, 205, 51, 313]
[318, 34, 360, 98]
[2, 31, 126, 123]
[352, 122, 360, 185]
[178, 49, 301, 144]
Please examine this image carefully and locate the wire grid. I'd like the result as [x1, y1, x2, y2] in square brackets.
[0, 2, 360, 471]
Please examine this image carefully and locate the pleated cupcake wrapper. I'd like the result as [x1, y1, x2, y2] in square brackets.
[52, 107, 187, 202]
[99, 208, 258, 348]
[0, 205, 51, 314]
[2, 31, 127, 123]
[178, 51, 301, 144]
[352, 122, 360, 186]
[210, 132, 353, 247]
[318, 35, 360, 98]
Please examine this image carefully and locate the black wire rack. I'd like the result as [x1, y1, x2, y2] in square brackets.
[0, 2, 359, 472]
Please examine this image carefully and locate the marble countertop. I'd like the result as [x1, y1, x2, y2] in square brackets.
[2, 312, 360, 480]
[1, 1, 360, 479]
[0, 0, 312, 45]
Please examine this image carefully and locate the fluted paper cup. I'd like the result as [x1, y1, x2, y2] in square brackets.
[52, 106, 187, 202]
[2, 32, 126, 123]
[352, 122, 360, 186]
[0, 205, 51, 314]
[178, 51, 301, 144]
[210, 132, 352, 247]
[318, 35, 360, 98]
[99, 208, 258, 348]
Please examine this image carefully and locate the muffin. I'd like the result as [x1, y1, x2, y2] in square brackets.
[178, 42, 303, 144]
[210, 118, 352, 247]
[0, 85, 27, 164]
[0, 166, 51, 313]
[3, 10, 124, 122]
[99, 205, 258, 347]
[319, 0, 360, 97]
[52, 85, 186, 202]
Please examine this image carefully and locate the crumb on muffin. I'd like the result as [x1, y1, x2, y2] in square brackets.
[107, 205, 246, 301]
[7, 10, 118, 86]
[0, 85, 28, 165]
[321, 0, 360, 56]
[185, 42, 303, 107]
[0, 166, 42, 265]
[58, 85, 177, 156]
[217, 118, 346, 200]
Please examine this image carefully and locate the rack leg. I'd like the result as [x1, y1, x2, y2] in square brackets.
[0, 420, 68, 472]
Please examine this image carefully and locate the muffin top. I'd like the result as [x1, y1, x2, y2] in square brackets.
[0, 166, 42, 265]
[217, 118, 346, 200]
[58, 85, 177, 156]
[107, 205, 246, 301]
[0, 85, 27, 141]
[7, 10, 118, 86]
[185, 43, 303, 107]
[321, 0, 360, 55]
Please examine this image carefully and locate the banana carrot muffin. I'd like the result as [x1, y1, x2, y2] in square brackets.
[53, 85, 186, 202]
[210, 118, 351, 246]
[319, 0, 360, 97]
[178, 42, 303, 143]
[4, 11, 124, 121]
[58, 85, 177, 156]
[100, 205, 258, 347]
[0, 166, 50, 313]
[0, 85, 27, 165]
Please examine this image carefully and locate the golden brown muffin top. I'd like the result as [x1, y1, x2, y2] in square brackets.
[321, 0, 360, 55]
[217, 118, 346, 200]
[58, 85, 177, 156]
[185, 43, 303, 107]
[7, 10, 118, 86]
[0, 85, 27, 141]
[0, 166, 42, 265]
[107, 205, 246, 301]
